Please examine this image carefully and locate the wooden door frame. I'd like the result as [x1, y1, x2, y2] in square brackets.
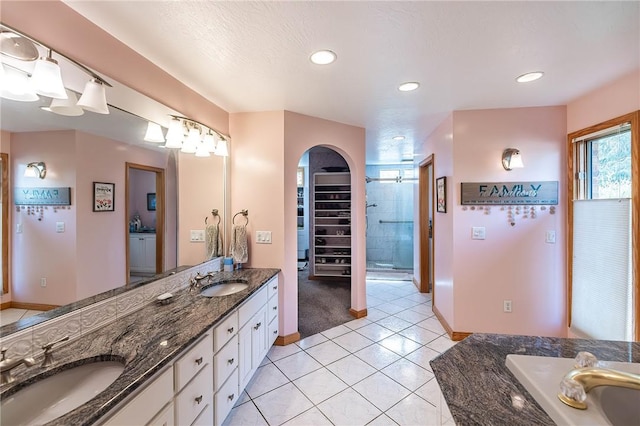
[1, 153, 8, 295]
[418, 155, 434, 300]
[125, 163, 165, 283]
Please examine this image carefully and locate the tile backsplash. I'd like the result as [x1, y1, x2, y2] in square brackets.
[0, 258, 222, 360]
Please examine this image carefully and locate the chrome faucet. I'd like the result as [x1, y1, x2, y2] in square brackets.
[558, 352, 640, 409]
[189, 272, 215, 292]
[0, 348, 35, 385]
[41, 335, 70, 368]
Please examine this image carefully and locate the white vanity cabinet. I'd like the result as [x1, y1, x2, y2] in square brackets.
[129, 233, 156, 274]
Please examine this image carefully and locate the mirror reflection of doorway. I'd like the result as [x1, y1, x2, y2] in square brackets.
[126, 163, 164, 284]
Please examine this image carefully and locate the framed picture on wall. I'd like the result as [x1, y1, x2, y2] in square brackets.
[93, 182, 115, 212]
[147, 193, 156, 211]
[436, 176, 447, 213]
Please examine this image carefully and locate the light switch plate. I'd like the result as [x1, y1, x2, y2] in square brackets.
[472, 226, 486, 240]
[545, 230, 556, 244]
[190, 230, 205, 242]
[56, 222, 65, 233]
[256, 231, 272, 244]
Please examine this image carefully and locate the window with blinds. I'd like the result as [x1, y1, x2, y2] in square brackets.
[571, 123, 633, 341]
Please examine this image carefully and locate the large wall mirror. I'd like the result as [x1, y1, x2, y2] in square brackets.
[0, 23, 228, 332]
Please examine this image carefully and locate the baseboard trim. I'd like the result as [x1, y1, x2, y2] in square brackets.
[349, 308, 367, 319]
[0, 301, 11, 310]
[432, 304, 472, 342]
[275, 332, 301, 346]
[8, 301, 60, 311]
[412, 277, 420, 291]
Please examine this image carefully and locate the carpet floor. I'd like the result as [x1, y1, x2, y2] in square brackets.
[297, 268, 353, 339]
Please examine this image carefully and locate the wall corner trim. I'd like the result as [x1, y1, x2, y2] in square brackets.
[275, 332, 301, 346]
[432, 304, 472, 341]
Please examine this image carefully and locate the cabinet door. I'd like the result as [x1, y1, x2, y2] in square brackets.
[143, 235, 156, 273]
[238, 323, 253, 390]
[129, 235, 145, 271]
[251, 307, 268, 367]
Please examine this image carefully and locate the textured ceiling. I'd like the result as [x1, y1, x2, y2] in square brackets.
[63, 1, 640, 164]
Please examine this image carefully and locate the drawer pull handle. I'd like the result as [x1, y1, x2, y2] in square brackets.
[273, 330, 278, 335]
[227, 327, 234, 334]
[195, 357, 203, 365]
[195, 395, 203, 404]
[228, 357, 234, 365]
[273, 286, 277, 290]
[273, 306, 277, 310]
[254, 322, 262, 330]
[228, 393, 235, 401]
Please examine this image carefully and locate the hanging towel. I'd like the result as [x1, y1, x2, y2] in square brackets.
[205, 223, 223, 259]
[230, 225, 248, 264]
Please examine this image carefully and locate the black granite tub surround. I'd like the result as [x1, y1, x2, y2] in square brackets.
[430, 333, 640, 426]
[0, 267, 280, 426]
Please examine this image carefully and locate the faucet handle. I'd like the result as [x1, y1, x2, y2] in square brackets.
[574, 351, 599, 368]
[42, 335, 70, 352]
[1, 348, 7, 361]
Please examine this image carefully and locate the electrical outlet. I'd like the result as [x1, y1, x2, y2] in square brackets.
[190, 230, 205, 242]
[16, 223, 23, 233]
[40, 278, 47, 288]
[503, 300, 512, 313]
[472, 227, 486, 240]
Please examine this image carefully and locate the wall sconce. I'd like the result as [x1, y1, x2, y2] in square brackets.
[25, 161, 47, 179]
[502, 148, 524, 171]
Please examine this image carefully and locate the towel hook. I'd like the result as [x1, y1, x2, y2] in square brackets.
[232, 209, 249, 226]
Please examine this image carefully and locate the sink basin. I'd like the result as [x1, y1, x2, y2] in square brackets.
[1, 360, 125, 425]
[200, 281, 249, 297]
[506, 354, 640, 425]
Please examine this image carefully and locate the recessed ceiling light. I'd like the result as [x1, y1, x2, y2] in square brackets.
[398, 82, 420, 92]
[310, 50, 337, 65]
[392, 136, 405, 141]
[516, 71, 544, 83]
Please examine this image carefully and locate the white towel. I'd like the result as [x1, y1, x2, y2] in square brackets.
[205, 223, 222, 259]
[230, 225, 248, 263]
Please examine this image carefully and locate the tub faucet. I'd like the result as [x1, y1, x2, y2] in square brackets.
[0, 348, 35, 385]
[558, 365, 640, 409]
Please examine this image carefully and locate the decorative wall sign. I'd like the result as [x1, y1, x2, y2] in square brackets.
[461, 181, 558, 205]
[14, 187, 71, 206]
[93, 182, 115, 212]
[436, 176, 447, 213]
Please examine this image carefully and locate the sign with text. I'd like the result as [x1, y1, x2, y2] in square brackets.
[461, 181, 558, 205]
[14, 187, 72, 206]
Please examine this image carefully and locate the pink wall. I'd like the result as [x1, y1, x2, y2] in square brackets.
[129, 169, 156, 228]
[421, 107, 568, 337]
[567, 69, 640, 133]
[1, 131, 11, 304]
[10, 130, 174, 304]
[229, 111, 366, 340]
[177, 153, 226, 266]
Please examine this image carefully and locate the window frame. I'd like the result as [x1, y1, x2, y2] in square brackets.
[567, 111, 640, 340]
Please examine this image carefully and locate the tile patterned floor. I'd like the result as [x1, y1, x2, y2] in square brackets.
[223, 280, 456, 426]
[0, 308, 44, 325]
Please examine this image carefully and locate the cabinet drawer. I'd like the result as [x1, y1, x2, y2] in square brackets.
[175, 332, 213, 391]
[268, 316, 279, 347]
[267, 276, 279, 300]
[148, 401, 174, 426]
[215, 369, 239, 426]
[238, 286, 267, 327]
[175, 363, 213, 426]
[191, 403, 213, 426]
[214, 334, 238, 390]
[214, 311, 238, 353]
[267, 295, 278, 324]
[102, 366, 173, 426]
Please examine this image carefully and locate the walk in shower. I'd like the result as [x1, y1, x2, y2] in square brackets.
[365, 165, 415, 276]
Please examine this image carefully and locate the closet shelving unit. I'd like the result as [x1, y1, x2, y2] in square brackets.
[312, 172, 351, 278]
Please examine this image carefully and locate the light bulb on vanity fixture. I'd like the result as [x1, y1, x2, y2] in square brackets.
[0, 63, 39, 101]
[24, 161, 47, 179]
[164, 118, 184, 149]
[30, 49, 67, 99]
[76, 78, 109, 114]
[162, 115, 230, 157]
[144, 122, 165, 143]
[42, 88, 84, 116]
[502, 148, 524, 171]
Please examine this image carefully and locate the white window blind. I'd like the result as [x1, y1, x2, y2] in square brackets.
[571, 199, 632, 341]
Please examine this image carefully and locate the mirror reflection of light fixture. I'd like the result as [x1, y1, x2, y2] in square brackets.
[164, 118, 184, 149]
[502, 148, 524, 171]
[0, 63, 39, 102]
[195, 140, 211, 157]
[144, 122, 165, 143]
[164, 115, 230, 157]
[214, 139, 229, 157]
[24, 161, 46, 179]
[30, 50, 67, 99]
[76, 78, 109, 114]
[181, 126, 200, 154]
[203, 133, 217, 153]
[43, 88, 84, 116]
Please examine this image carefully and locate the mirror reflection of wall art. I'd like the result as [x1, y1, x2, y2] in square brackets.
[437, 176, 447, 213]
[93, 182, 115, 212]
[147, 193, 156, 211]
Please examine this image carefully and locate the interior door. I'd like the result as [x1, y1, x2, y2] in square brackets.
[419, 156, 434, 295]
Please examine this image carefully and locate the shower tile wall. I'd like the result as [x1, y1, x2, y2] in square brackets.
[365, 165, 414, 271]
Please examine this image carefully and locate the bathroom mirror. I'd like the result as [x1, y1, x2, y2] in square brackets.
[0, 28, 227, 331]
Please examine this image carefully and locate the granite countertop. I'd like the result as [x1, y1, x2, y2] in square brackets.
[1, 268, 280, 426]
[430, 333, 640, 425]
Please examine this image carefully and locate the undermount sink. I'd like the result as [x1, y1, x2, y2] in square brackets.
[506, 354, 640, 425]
[1, 360, 125, 425]
[200, 281, 249, 297]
